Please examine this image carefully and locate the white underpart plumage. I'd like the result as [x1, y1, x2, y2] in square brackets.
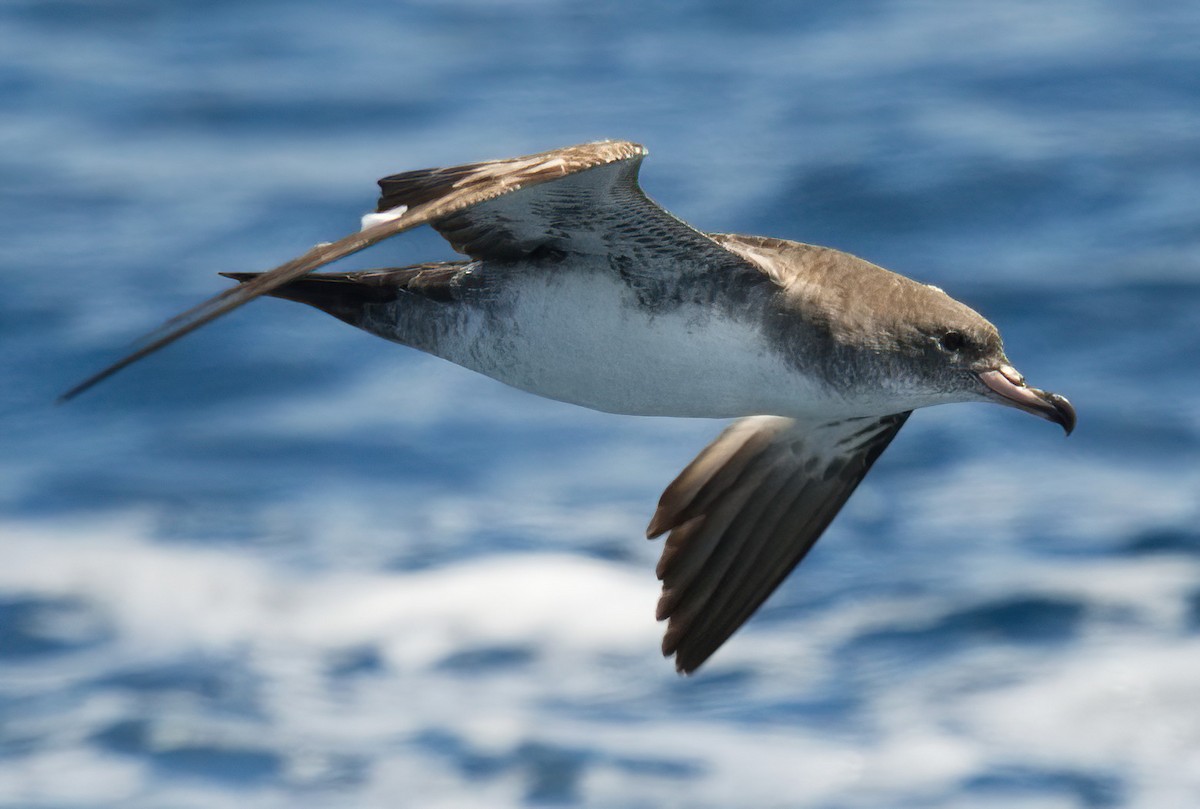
[425, 269, 849, 420]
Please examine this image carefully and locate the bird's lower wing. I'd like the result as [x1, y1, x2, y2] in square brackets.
[647, 412, 911, 674]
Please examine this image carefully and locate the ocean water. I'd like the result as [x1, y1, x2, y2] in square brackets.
[2, 1, 1199, 807]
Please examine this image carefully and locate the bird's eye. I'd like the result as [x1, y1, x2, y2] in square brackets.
[939, 331, 965, 352]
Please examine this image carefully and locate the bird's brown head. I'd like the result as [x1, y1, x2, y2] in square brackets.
[886, 282, 1076, 435]
[712, 239, 1075, 434]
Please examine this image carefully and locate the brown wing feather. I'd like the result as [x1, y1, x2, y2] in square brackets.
[376, 140, 646, 213]
[378, 141, 744, 270]
[650, 413, 911, 674]
[218, 262, 472, 324]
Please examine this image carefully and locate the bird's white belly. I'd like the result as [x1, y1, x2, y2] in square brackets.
[435, 271, 837, 419]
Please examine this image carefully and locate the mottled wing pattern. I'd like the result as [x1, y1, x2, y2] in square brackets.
[377, 143, 747, 272]
[648, 412, 911, 673]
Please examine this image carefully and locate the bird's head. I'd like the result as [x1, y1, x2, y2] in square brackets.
[881, 284, 1076, 434]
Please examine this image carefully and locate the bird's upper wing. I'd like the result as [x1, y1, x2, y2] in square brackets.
[375, 143, 745, 269]
[62, 140, 755, 400]
[648, 412, 911, 674]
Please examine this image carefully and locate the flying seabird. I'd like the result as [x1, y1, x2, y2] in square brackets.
[63, 140, 1075, 673]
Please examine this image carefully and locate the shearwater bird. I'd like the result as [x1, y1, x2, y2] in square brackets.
[63, 140, 1075, 673]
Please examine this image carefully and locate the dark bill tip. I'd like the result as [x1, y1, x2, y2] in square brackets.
[1043, 391, 1076, 436]
[977, 368, 1076, 436]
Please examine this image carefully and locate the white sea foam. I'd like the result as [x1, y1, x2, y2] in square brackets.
[0, 517, 658, 662]
[2, 514, 1198, 808]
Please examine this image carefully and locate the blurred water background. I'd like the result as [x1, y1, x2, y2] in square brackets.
[2, 1, 1199, 807]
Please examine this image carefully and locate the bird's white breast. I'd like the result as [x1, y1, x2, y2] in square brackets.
[431, 268, 844, 419]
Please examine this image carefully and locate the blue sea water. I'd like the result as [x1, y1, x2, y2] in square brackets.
[2, 1, 1199, 806]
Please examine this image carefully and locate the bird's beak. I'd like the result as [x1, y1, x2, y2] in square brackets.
[977, 366, 1076, 435]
